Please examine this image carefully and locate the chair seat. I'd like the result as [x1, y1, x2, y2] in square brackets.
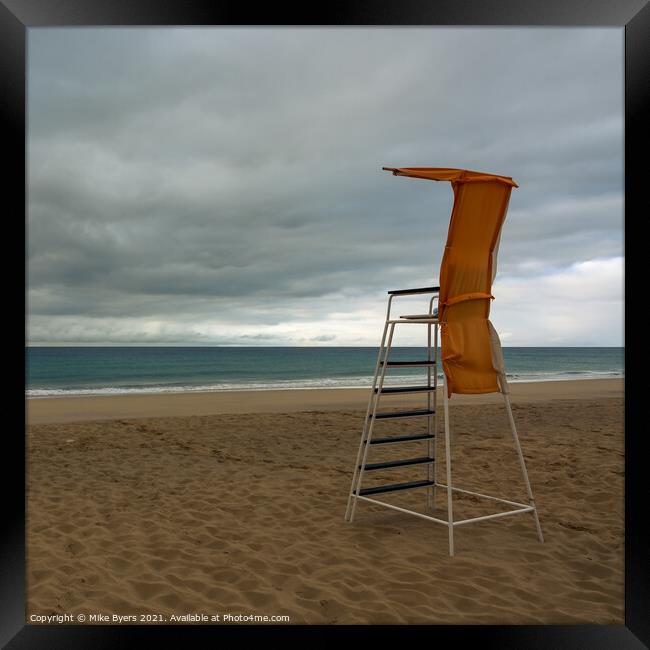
[399, 310, 439, 320]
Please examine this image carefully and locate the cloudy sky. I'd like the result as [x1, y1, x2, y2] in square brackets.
[27, 27, 623, 347]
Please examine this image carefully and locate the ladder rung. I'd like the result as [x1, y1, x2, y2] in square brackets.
[375, 385, 435, 394]
[358, 479, 435, 496]
[383, 360, 437, 367]
[362, 456, 434, 471]
[373, 409, 435, 420]
[368, 433, 435, 445]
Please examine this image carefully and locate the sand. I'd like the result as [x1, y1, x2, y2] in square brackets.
[26, 378, 624, 624]
[27, 378, 624, 424]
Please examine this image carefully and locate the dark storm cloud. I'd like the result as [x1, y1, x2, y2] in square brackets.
[27, 27, 623, 345]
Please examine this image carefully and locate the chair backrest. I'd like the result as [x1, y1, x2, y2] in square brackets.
[383, 167, 517, 396]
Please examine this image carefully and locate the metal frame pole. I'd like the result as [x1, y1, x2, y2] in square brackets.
[425, 293, 438, 512]
[348, 322, 396, 522]
[432, 320, 439, 512]
[442, 374, 454, 556]
[344, 297, 394, 521]
[426, 320, 433, 511]
[500, 373, 544, 543]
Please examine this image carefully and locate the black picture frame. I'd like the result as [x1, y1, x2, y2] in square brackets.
[4, 1, 648, 647]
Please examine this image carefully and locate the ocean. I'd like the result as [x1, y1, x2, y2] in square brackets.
[26, 347, 624, 398]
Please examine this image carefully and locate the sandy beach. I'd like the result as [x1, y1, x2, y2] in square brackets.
[27, 378, 623, 424]
[26, 378, 624, 624]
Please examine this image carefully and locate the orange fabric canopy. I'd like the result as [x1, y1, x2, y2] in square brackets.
[382, 166, 518, 187]
[384, 166, 517, 397]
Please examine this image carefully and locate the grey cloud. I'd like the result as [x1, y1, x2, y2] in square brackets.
[27, 27, 623, 344]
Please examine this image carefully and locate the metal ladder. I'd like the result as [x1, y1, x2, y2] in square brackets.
[344, 287, 440, 524]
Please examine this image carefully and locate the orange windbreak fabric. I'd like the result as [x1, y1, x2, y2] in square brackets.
[383, 167, 518, 187]
[384, 167, 516, 397]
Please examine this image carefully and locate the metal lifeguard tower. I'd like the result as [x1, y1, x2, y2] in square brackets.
[344, 167, 544, 556]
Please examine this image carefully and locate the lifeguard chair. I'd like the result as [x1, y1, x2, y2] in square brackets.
[344, 167, 544, 556]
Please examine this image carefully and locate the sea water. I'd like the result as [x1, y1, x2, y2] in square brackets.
[26, 347, 624, 397]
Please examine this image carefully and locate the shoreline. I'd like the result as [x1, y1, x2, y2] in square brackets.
[26, 377, 624, 424]
[26, 372, 625, 399]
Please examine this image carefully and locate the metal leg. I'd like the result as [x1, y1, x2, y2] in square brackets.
[348, 322, 396, 522]
[432, 323, 438, 512]
[443, 376, 454, 556]
[345, 319, 390, 521]
[501, 379, 544, 543]
[426, 322, 433, 511]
